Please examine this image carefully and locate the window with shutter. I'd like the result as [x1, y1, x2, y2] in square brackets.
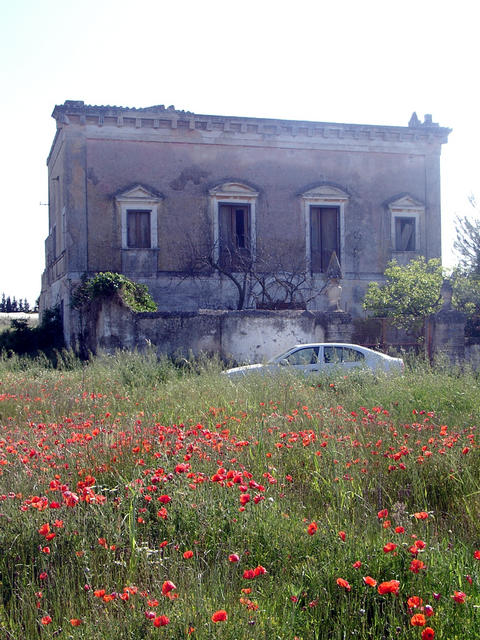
[310, 206, 340, 272]
[127, 210, 151, 248]
[219, 204, 250, 267]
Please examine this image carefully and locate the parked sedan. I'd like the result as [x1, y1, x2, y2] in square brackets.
[223, 343, 404, 377]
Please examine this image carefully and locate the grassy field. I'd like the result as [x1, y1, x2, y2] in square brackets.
[0, 351, 479, 639]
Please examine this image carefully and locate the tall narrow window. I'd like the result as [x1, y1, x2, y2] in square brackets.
[219, 204, 251, 267]
[301, 184, 349, 275]
[310, 206, 340, 272]
[127, 210, 151, 248]
[116, 185, 162, 251]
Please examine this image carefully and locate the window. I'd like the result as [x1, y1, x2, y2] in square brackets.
[388, 195, 424, 255]
[310, 206, 340, 272]
[301, 185, 349, 274]
[323, 346, 365, 363]
[285, 346, 319, 366]
[116, 185, 163, 250]
[394, 216, 416, 251]
[219, 204, 250, 266]
[209, 182, 258, 267]
[127, 210, 151, 248]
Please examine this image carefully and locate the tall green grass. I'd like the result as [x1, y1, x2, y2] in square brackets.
[1, 353, 480, 639]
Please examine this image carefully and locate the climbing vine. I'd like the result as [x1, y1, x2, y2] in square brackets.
[71, 272, 157, 312]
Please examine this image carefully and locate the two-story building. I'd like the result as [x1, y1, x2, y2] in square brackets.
[40, 101, 450, 345]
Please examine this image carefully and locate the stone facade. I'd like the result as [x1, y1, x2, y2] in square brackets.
[40, 101, 450, 346]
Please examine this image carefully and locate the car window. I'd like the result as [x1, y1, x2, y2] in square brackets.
[342, 347, 365, 362]
[323, 346, 343, 363]
[285, 347, 319, 365]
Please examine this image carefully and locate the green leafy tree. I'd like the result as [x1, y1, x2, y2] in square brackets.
[363, 257, 444, 331]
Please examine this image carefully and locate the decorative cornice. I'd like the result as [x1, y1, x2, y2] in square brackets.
[51, 101, 451, 148]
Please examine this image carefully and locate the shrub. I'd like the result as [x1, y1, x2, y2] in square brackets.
[71, 272, 157, 312]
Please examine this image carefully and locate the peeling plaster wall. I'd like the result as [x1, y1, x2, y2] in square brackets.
[86, 299, 333, 363]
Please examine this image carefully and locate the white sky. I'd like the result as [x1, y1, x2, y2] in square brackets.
[0, 0, 478, 305]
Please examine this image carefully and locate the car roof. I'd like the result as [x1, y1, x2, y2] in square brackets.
[287, 343, 388, 355]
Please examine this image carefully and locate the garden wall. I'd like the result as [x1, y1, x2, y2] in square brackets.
[79, 297, 353, 363]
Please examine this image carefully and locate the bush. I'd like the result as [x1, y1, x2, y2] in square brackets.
[71, 272, 157, 312]
[0, 306, 64, 358]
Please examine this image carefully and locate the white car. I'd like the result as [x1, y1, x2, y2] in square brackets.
[224, 343, 404, 377]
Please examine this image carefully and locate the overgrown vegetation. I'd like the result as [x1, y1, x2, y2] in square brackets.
[363, 257, 444, 332]
[1, 354, 480, 639]
[0, 307, 64, 359]
[71, 272, 157, 312]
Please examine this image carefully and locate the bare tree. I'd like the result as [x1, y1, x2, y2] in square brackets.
[181, 236, 330, 311]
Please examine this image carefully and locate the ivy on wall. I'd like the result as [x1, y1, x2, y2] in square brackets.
[71, 272, 157, 312]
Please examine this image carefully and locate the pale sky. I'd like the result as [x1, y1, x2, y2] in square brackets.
[1, 0, 478, 305]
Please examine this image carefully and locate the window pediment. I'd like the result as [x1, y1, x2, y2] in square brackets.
[116, 184, 164, 203]
[209, 182, 259, 200]
[387, 194, 424, 213]
[300, 184, 349, 203]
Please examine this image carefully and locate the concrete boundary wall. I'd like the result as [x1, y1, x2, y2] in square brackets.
[76, 297, 471, 367]
[80, 297, 354, 363]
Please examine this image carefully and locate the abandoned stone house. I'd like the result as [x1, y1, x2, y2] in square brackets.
[40, 100, 450, 346]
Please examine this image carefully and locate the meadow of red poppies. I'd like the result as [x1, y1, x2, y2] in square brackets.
[0, 351, 479, 639]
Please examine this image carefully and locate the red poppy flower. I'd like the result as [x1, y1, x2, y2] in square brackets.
[383, 542, 397, 553]
[183, 550, 193, 559]
[414, 511, 429, 520]
[407, 595, 423, 609]
[211, 609, 228, 622]
[336, 578, 351, 591]
[41, 615, 52, 625]
[363, 576, 377, 587]
[158, 495, 171, 504]
[229, 553, 240, 563]
[153, 615, 170, 627]
[378, 580, 400, 595]
[253, 565, 266, 576]
[395, 526, 405, 534]
[410, 558, 426, 573]
[377, 509, 388, 519]
[352, 561, 362, 568]
[307, 522, 318, 536]
[474, 550, 480, 560]
[70, 619, 82, 626]
[239, 493, 250, 505]
[421, 628, 435, 640]
[338, 531, 346, 541]
[411, 613, 426, 626]
[452, 590, 466, 603]
[162, 581, 176, 596]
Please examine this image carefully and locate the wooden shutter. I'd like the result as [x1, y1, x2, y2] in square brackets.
[310, 206, 339, 272]
[127, 211, 151, 248]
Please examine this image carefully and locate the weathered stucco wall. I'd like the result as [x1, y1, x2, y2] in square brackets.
[81, 298, 337, 363]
